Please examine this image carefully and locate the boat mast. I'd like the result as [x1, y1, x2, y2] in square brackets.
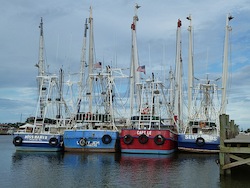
[57, 68, 63, 119]
[187, 14, 193, 119]
[221, 14, 233, 114]
[174, 19, 182, 130]
[88, 6, 94, 113]
[77, 18, 88, 112]
[36, 17, 46, 118]
[129, 3, 141, 116]
[38, 17, 45, 78]
[169, 66, 174, 107]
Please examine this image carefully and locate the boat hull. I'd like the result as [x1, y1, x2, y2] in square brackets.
[178, 133, 220, 153]
[13, 133, 63, 152]
[120, 129, 178, 155]
[63, 130, 120, 152]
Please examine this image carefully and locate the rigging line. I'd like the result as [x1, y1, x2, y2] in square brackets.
[66, 33, 73, 72]
[112, 80, 127, 111]
[113, 32, 117, 68]
[43, 37, 49, 75]
[228, 29, 233, 96]
[206, 47, 209, 76]
[121, 75, 132, 106]
[56, 34, 60, 66]
[148, 43, 151, 74]
[94, 76, 103, 109]
[92, 24, 97, 69]
[192, 25, 195, 77]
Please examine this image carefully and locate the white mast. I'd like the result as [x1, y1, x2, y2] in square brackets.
[36, 17, 46, 118]
[88, 6, 94, 113]
[129, 4, 141, 116]
[174, 19, 182, 129]
[77, 18, 88, 112]
[57, 68, 63, 119]
[169, 66, 174, 108]
[187, 14, 193, 119]
[38, 17, 45, 78]
[221, 14, 233, 114]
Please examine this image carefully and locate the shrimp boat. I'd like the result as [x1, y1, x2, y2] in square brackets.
[13, 18, 72, 152]
[120, 5, 178, 155]
[63, 7, 128, 152]
[178, 14, 233, 153]
[120, 76, 178, 154]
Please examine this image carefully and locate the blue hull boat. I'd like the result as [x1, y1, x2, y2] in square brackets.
[13, 133, 63, 152]
[178, 133, 220, 153]
[63, 130, 120, 152]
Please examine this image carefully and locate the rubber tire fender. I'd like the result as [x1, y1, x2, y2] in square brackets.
[13, 136, 23, 146]
[102, 134, 112, 144]
[138, 134, 149, 144]
[196, 137, 205, 146]
[123, 134, 133, 145]
[79, 138, 87, 146]
[154, 134, 165, 145]
[49, 137, 58, 147]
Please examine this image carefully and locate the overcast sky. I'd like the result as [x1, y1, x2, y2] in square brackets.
[1, 0, 250, 130]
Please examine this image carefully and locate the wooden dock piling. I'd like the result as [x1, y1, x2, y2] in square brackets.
[219, 114, 250, 175]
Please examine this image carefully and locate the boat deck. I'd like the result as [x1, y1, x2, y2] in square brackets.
[224, 134, 250, 144]
[219, 114, 250, 176]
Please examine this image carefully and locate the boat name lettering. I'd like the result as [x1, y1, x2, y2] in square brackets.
[87, 141, 100, 147]
[185, 135, 198, 140]
[184, 135, 218, 141]
[24, 135, 48, 140]
[77, 140, 100, 147]
[136, 130, 152, 136]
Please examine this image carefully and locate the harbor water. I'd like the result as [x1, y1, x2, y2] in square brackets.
[1, 135, 249, 188]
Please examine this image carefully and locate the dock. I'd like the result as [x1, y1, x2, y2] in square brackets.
[219, 114, 250, 175]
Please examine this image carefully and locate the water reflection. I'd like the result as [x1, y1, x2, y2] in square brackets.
[220, 165, 250, 188]
[62, 152, 122, 187]
[117, 153, 178, 187]
[11, 151, 65, 188]
[119, 153, 177, 169]
[8, 150, 250, 188]
[63, 152, 120, 166]
[12, 151, 64, 163]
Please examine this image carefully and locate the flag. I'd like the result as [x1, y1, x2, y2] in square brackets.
[131, 23, 135, 30]
[94, 62, 102, 69]
[137, 65, 145, 74]
[177, 19, 182, 27]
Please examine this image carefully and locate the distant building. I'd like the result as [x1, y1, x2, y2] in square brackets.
[0, 123, 17, 134]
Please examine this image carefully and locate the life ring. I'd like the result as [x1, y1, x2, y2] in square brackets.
[123, 134, 133, 145]
[142, 107, 150, 114]
[138, 134, 148, 144]
[13, 136, 23, 146]
[154, 134, 165, 145]
[86, 112, 92, 119]
[199, 122, 205, 128]
[196, 137, 205, 146]
[49, 137, 58, 147]
[102, 134, 112, 144]
[79, 138, 87, 146]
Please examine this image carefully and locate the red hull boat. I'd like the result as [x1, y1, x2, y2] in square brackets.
[120, 129, 177, 154]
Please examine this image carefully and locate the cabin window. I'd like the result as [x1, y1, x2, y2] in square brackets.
[210, 122, 216, 127]
[192, 128, 198, 133]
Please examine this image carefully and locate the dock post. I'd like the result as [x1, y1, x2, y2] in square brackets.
[230, 120, 235, 138]
[219, 114, 226, 175]
[219, 114, 250, 176]
[225, 115, 231, 175]
[219, 114, 232, 175]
